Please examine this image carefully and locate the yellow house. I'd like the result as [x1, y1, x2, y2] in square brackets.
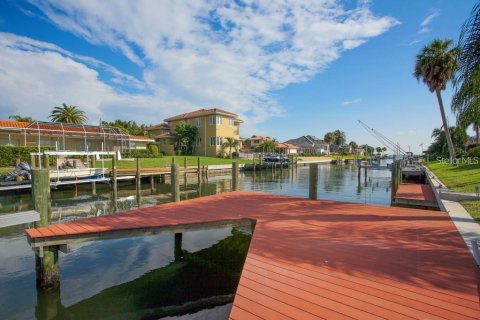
[147, 108, 242, 157]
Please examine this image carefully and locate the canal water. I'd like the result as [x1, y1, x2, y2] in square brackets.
[0, 164, 392, 319]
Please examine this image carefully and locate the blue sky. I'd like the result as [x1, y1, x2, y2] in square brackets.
[0, 0, 477, 153]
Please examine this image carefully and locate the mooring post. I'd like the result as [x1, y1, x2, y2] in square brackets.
[112, 154, 118, 211]
[150, 175, 155, 193]
[232, 162, 239, 191]
[391, 162, 396, 204]
[15, 157, 21, 166]
[30, 154, 36, 169]
[184, 157, 187, 169]
[174, 233, 183, 261]
[358, 165, 361, 178]
[136, 157, 141, 207]
[197, 157, 201, 184]
[42, 153, 49, 171]
[32, 169, 59, 289]
[309, 163, 318, 200]
[90, 155, 97, 196]
[172, 157, 175, 164]
[253, 157, 256, 174]
[171, 163, 180, 202]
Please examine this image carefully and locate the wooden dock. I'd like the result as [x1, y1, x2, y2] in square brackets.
[25, 192, 480, 319]
[394, 183, 439, 209]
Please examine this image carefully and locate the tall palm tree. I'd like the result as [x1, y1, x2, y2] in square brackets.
[453, 4, 480, 146]
[333, 130, 346, 146]
[9, 115, 33, 122]
[222, 137, 239, 159]
[348, 141, 358, 154]
[49, 104, 87, 124]
[324, 132, 335, 155]
[414, 39, 459, 163]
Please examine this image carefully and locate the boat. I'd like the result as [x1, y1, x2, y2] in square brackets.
[49, 167, 106, 181]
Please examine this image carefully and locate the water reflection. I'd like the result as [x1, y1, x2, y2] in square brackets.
[1, 226, 251, 320]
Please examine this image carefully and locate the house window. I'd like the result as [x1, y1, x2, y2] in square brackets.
[217, 136, 223, 146]
[196, 137, 202, 146]
[195, 118, 201, 127]
[228, 118, 234, 126]
[217, 116, 222, 125]
[209, 116, 215, 125]
[210, 136, 216, 146]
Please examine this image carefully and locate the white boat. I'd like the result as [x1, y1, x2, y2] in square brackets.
[50, 168, 106, 181]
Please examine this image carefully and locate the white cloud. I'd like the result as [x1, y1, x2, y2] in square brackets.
[343, 98, 362, 105]
[416, 9, 440, 34]
[2, 1, 398, 133]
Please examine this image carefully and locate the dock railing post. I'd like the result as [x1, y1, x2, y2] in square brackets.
[32, 168, 59, 289]
[232, 162, 239, 191]
[171, 163, 180, 202]
[112, 154, 118, 211]
[309, 163, 318, 200]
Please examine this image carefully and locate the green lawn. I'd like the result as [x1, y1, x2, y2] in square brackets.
[104, 156, 252, 169]
[0, 167, 13, 175]
[461, 201, 480, 223]
[426, 161, 480, 193]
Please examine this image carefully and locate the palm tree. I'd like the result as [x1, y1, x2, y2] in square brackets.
[333, 130, 346, 146]
[376, 147, 382, 155]
[49, 104, 87, 124]
[348, 141, 358, 154]
[222, 137, 239, 159]
[9, 115, 33, 122]
[324, 132, 335, 155]
[414, 39, 459, 163]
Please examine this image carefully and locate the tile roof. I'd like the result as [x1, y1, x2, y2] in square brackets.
[145, 123, 171, 131]
[0, 120, 30, 129]
[129, 135, 155, 141]
[164, 108, 240, 122]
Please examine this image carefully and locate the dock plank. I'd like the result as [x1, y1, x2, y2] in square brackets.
[25, 192, 480, 319]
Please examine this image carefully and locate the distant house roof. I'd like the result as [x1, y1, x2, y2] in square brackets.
[277, 143, 298, 149]
[164, 108, 242, 122]
[250, 135, 272, 141]
[128, 135, 155, 142]
[145, 123, 170, 131]
[284, 135, 326, 148]
[0, 120, 30, 129]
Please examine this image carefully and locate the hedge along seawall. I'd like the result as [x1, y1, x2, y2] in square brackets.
[0, 146, 55, 167]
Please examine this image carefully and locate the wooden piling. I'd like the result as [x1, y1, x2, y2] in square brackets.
[91, 155, 97, 196]
[42, 153, 49, 171]
[15, 157, 21, 166]
[150, 175, 155, 192]
[391, 162, 397, 204]
[174, 233, 183, 261]
[184, 157, 187, 169]
[232, 162, 239, 191]
[197, 157, 201, 184]
[309, 163, 318, 200]
[171, 163, 180, 202]
[30, 154, 36, 169]
[32, 169, 59, 288]
[112, 155, 118, 211]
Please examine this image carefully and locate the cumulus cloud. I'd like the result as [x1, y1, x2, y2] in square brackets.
[2, 0, 398, 133]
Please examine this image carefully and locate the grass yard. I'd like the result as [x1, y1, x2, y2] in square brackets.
[426, 161, 480, 193]
[0, 167, 13, 175]
[103, 156, 252, 169]
[460, 201, 480, 223]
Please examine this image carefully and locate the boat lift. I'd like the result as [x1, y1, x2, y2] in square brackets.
[358, 120, 408, 158]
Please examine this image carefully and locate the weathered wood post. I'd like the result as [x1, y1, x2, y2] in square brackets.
[309, 163, 318, 200]
[111, 154, 118, 211]
[232, 162, 239, 191]
[32, 169, 59, 289]
[184, 157, 187, 169]
[30, 154, 36, 169]
[171, 163, 180, 202]
[391, 162, 396, 204]
[90, 155, 97, 196]
[174, 233, 183, 261]
[253, 157, 256, 174]
[42, 153, 49, 171]
[136, 157, 141, 207]
[172, 157, 175, 164]
[150, 175, 155, 193]
[358, 165, 361, 178]
[197, 157, 201, 184]
[15, 157, 21, 166]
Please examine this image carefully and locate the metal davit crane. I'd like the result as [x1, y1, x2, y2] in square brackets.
[358, 120, 408, 157]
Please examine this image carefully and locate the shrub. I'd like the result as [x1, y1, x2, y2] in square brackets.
[468, 146, 480, 157]
[147, 143, 160, 157]
[0, 146, 56, 167]
[121, 148, 163, 159]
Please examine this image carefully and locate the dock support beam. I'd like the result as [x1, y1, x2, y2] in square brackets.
[136, 157, 141, 207]
[171, 163, 180, 202]
[32, 169, 59, 289]
[309, 163, 318, 200]
[232, 162, 239, 191]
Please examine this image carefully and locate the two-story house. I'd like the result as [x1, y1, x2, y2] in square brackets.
[147, 108, 242, 157]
